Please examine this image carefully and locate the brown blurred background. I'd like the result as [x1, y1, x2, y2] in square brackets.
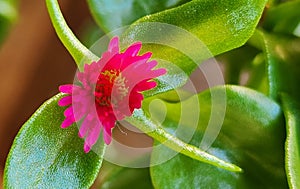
[0, 1, 93, 186]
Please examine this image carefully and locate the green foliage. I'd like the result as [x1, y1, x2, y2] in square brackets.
[95, 161, 153, 189]
[0, 0, 18, 43]
[150, 85, 287, 188]
[126, 107, 242, 172]
[281, 94, 300, 189]
[217, 45, 260, 85]
[3, 0, 300, 188]
[263, 0, 300, 36]
[249, 30, 300, 101]
[4, 94, 105, 189]
[124, 0, 267, 55]
[87, 0, 191, 33]
[121, 0, 268, 96]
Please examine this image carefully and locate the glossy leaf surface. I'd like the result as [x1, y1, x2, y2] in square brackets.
[87, 0, 191, 33]
[150, 85, 287, 188]
[4, 94, 105, 189]
[51, 0, 267, 97]
[281, 94, 300, 189]
[249, 30, 300, 101]
[127, 104, 242, 172]
[122, 0, 268, 56]
[120, 0, 268, 96]
[248, 23, 300, 189]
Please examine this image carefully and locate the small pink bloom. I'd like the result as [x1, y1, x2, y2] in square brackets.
[58, 37, 166, 153]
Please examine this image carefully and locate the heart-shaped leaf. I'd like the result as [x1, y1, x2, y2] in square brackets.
[281, 94, 300, 189]
[150, 85, 287, 188]
[4, 94, 105, 188]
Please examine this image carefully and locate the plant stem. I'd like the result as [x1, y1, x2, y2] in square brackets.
[45, 0, 99, 70]
[126, 109, 243, 173]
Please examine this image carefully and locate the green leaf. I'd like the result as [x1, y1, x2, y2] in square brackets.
[95, 161, 153, 189]
[123, 0, 268, 56]
[4, 94, 105, 189]
[244, 52, 269, 94]
[87, 0, 191, 33]
[263, 0, 300, 37]
[0, 0, 18, 44]
[150, 85, 287, 188]
[126, 108, 242, 173]
[49, 0, 267, 97]
[281, 94, 300, 189]
[242, 35, 300, 189]
[249, 30, 300, 101]
[120, 0, 268, 95]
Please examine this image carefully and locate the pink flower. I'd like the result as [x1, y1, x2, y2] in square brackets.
[58, 37, 166, 153]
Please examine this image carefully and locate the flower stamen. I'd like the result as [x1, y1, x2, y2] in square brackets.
[95, 69, 129, 107]
[58, 36, 166, 152]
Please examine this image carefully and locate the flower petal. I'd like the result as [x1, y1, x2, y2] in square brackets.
[64, 106, 74, 117]
[58, 36, 167, 152]
[61, 116, 75, 128]
[120, 52, 152, 70]
[78, 113, 95, 138]
[129, 92, 143, 110]
[103, 128, 112, 145]
[108, 37, 119, 54]
[139, 52, 152, 60]
[85, 124, 101, 152]
[73, 106, 88, 122]
[58, 95, 72, 106]
[146, 60, 158, 69]
[123, 42, 142, 57]
[151, 68, 167, 77]
[136, 80, 157, 91]
[59, 84, 74, 94]
[83, 143, 91, 153]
